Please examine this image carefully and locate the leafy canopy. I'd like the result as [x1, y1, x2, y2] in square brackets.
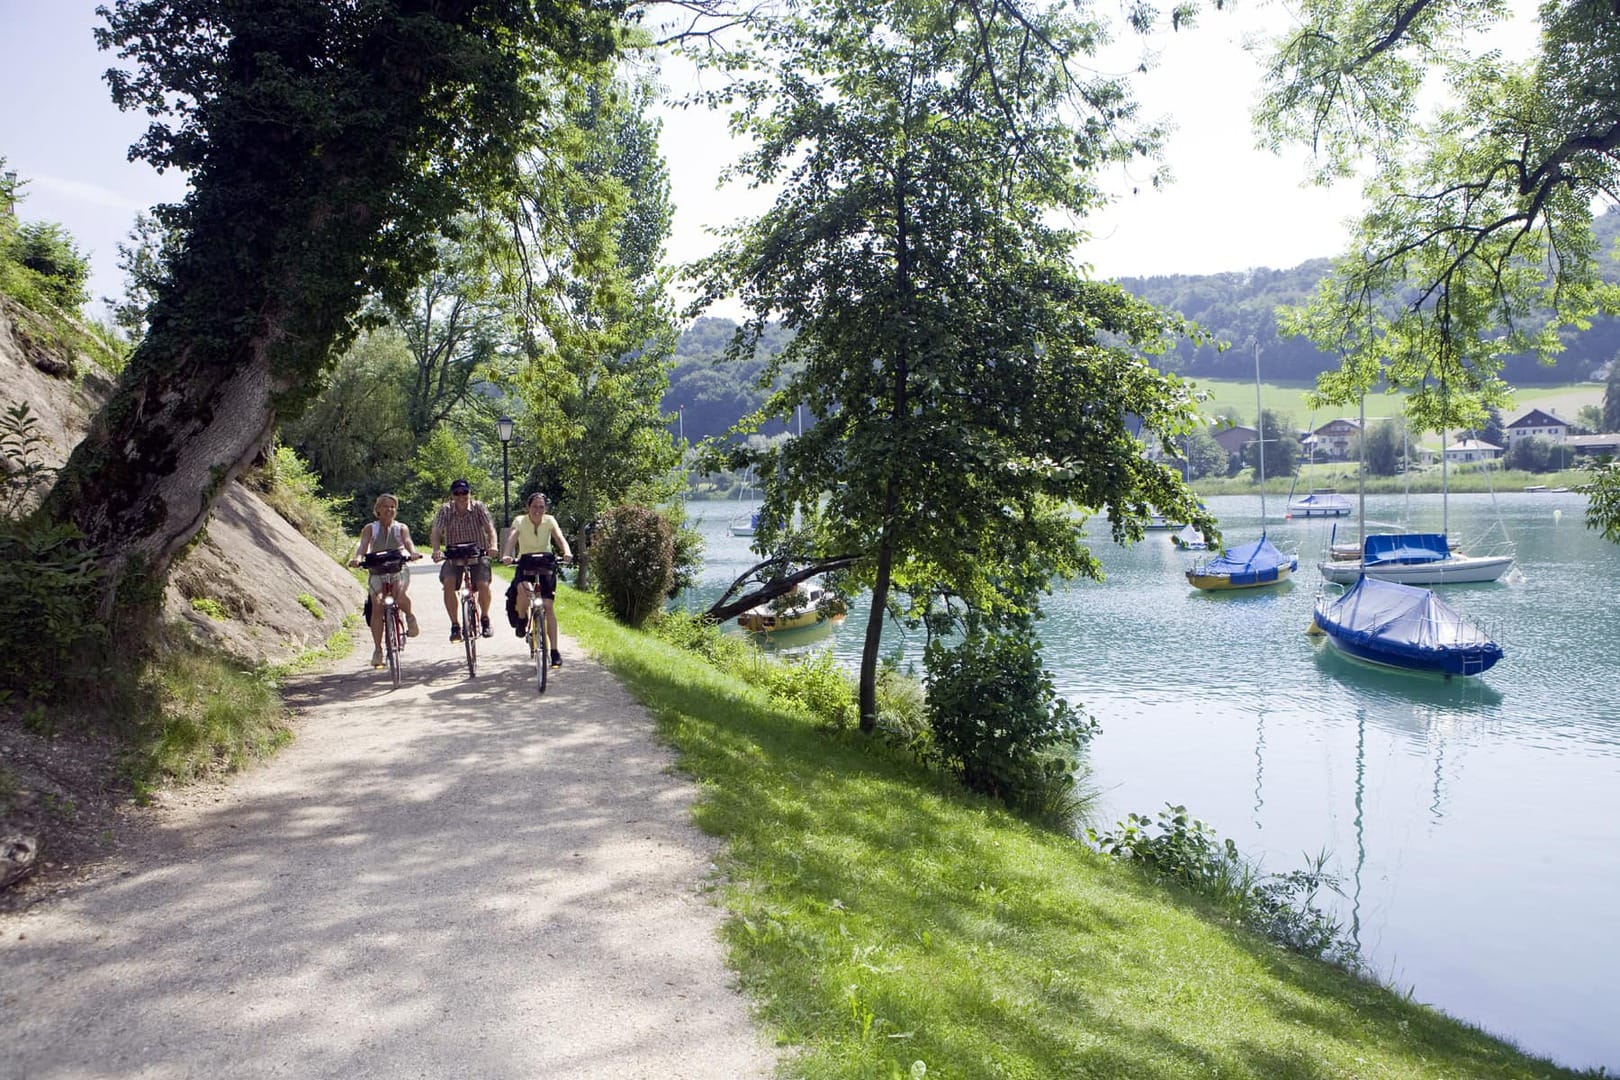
[692, 0, 1213, 725]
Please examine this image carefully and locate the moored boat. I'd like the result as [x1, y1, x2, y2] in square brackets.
[1185, 535, 1297, 590]
[1288, 489, 1353, 517]
[1317, 532, 1515, 585]
[737, 583, 830, 632]
[1309, 576, 1503, 677]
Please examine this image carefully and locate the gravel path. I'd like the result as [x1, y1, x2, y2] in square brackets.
[0, 565, 778, 1079]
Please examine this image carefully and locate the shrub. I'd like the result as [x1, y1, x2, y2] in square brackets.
[241, 444, 351, 562]
[591, 505, 675, 627]
[764, 650, 856, 729]
[924, 631, 1097, 816]
[0, 402, 104, 700]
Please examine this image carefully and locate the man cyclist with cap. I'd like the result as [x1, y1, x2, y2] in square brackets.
[429, 478, 499, 641]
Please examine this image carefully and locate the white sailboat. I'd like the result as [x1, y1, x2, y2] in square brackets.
[1317, 393, 1515, 585]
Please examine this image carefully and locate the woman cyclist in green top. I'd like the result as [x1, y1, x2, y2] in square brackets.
[500, 492, 572, 667]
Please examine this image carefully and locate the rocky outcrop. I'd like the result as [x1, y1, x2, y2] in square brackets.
[0, 298, 362, 666]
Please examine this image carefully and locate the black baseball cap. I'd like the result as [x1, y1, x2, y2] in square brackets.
[450, 478, 471, 494]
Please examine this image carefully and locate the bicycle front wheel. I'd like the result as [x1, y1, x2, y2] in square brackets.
[386, 603, 402, 689]
[533, 612, 547, 693]
[462, 593, 478, 677]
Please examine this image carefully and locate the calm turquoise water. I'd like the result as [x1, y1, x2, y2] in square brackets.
[682, 492, 1620, 1073]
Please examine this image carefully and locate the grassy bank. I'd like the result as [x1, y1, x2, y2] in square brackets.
[553, 587, 1586, 1078]
[1193, 465, 1590, 498]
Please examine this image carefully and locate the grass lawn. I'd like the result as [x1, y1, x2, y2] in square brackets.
[1188, 378, 1604, 429]
[555, 587, 1588, 1079]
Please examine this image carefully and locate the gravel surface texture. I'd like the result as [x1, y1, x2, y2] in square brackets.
[0, 564, 777, 1079]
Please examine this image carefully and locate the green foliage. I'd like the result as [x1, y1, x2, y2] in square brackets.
[398, 427, 479, 536]
[241, 445, 352, 562]
[763, 650, 856, 730]
[5, 222, 90, 310]
[1182, 430, 1228, 481]
[504, 75, 682, 559]
[1505, 435, 1556, 474]
[281, 328, 416, 527]
[188, 597, 229, 621]
[1606, 364, 1620, 433]
[0, 516, 106, 700]
[1261, 0, 1620, 426]
[296, 593, 323, 619]
[561, 588, 1576, 1078]
[0, 402, 104, 700]
[924, 631, 1096, 820]
[590, 504, 674, 627]
[1362, 418, 1411, 477]
[1247, 407, 1300, 479]
[694, 0, 1212, 727]
[1581, 462, 1620, 543]
[1089, 805, 1357, 965]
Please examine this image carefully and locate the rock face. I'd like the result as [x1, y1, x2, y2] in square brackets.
[0, 298, 362, 666]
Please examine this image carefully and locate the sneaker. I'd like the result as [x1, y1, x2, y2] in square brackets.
[550, 649, 562, 669]
[371, 646, 384, 667]
[449, 624, 462, 643]
[515, 617, 528, 639]
[405, 613, 420, 638]
[481, 616, 493, 639]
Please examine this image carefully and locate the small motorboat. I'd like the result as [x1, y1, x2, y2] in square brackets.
[737, 583, 830, 632]
[1287, 489, 1353, 517]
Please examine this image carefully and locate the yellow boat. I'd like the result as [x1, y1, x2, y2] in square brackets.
[737, 583, 830, 632]
[1185, 535, 1297, 591]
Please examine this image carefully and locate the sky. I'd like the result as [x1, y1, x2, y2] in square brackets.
[2, 1, 1383, 323]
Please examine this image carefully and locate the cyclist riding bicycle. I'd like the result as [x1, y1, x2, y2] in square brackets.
[348, 492, 421, 667]
[501, 491, 572, 668]
[429, 478, 499, 642]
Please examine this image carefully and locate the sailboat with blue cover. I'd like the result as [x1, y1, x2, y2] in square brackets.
[1309, 576, 1503, 677]
[1185, 346, 1297, 591]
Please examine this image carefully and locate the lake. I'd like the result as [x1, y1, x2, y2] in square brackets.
[681, 490, 1620, 1073]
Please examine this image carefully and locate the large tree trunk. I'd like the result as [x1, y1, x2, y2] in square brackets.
[46, 324, 290, 629]
[858, 532, 895, 733]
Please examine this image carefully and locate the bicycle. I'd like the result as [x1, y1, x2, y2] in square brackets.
[511, 552, 565, 692]
[361, 549, 420, 688]
[443, 542, 486, 678]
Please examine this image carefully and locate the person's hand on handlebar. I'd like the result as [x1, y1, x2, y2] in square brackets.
[501, 555, 515, 565]
[431, 549, 443, 563]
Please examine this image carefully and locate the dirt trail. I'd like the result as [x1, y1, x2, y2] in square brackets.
[0, 565, 777, 1079]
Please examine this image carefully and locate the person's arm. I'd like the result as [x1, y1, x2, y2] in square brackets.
[429, 506, 444, 560]
[482, 505, 498, 553]
[349, 523, 373, 567]
[399, 524, 420, 558]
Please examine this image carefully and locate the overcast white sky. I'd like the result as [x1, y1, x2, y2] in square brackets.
[0, 1, 1410, 322]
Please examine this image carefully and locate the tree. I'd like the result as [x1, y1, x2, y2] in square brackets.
[1361, 418, 1408, 477]
[282, 328, 417, 524]
[693, 0, 1210, 729]
[1258, 0, 1620, 531]
[1184, 431, 1228, 481]
[1247, 409, 1300, 481]
[392, 219, 519, 442]
[1605, 363, 1620, 433]
[42, 0, 627, 634]
[1505, 435, 1554, 474]
[504, 75, 681, 586]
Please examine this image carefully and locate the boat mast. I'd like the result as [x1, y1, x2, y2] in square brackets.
[1254, 342, 1267, 527]
[1358, 393, 1367, 554]
[1440, 372, 1450, 540]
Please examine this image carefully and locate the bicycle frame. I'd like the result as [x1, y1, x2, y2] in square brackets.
[449, 556, 482, 678]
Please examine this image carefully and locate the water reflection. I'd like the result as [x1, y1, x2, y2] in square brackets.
[1310, 643, 1507, 712]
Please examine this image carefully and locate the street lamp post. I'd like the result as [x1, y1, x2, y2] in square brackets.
[497, 415, 514, 533]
